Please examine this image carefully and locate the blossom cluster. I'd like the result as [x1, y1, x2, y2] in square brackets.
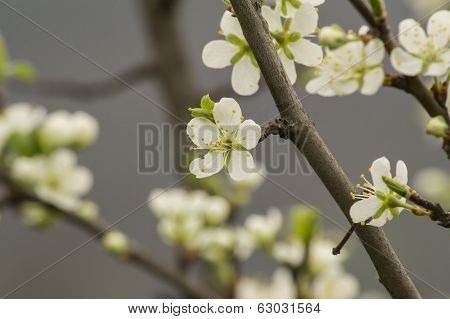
[0, 103, 98, 226]
[236, 206, 360, 299]
[203, 1, 323, 95]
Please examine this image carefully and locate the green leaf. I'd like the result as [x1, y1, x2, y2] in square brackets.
[188, 107, 214, 121]
[290, 205, 319, 244]
[8, 61, 36, 81]
[200, 94, 215, 111]
[0, 34, 9, 69]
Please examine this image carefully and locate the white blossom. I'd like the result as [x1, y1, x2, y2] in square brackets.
[306, 39, 385, 96]
[262, 4, 323, 84]
[308, 238, 344, 273]
[391, 11, 450, 76]
[188, 98, 261, 181]
[202, 11, 261, 96]
[350, 157, 408, 227]
[275, 0, 325, 18]
[244, 207, 282, 246]
[1, 102, 46, 135]
[235, 267, 297, 299]
[11, 149, 93, 210]
[311, 268, 359, 299]
[194, 228, 236, 263]
[38, 110, 98, 150]
[272, 239, 305, 267]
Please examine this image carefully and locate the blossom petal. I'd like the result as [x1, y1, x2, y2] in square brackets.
[395, 160, 408, 185]
[333, 41, 364, 66]
[390, 47, 423, 76]
[370, 156, 391, 192]
[350, 196, 382, 223]
[261, 5, 282, 32]
[279, 51, 297, 84]
[331, 80, 359, 96]
[189, 152, 225, 179]
[361, 68, 384, 96]
[424, 62, 448, 76]
[367, 211, 390, 227]
[290, 38, 323, 67]
[220, 10, 244, 38]
[291, 3, 318, 36]
[427, 10, 450, 50]
[228, 150, 256, 181]
[306, 76, 336, 97]
[236, 120, 262, 150]
[305, 0, 325, 6]
[364, 39, 385, 66]
[276, 0, 298, 18]
[187, 117, 220, 149]
[202, 40, 239, 69]
[399, 19, 427, 54]
[213, 97, 243, 136]
[231, 56, 261, 96]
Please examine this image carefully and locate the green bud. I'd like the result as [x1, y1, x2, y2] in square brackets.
[426, 115, 449, 138]
[19, 201, 58, 229]
[369, 0, 386, 19]
[102, 231, 129, 256]
[8, 132, 40, 156]
[318, 24, 348, 49]
[188, 108, 214, 121]
[77, 200, 99, 222]
[0, 34, 9, 71]
[382, 176, 410, 198]
[290, 205, 319, 244]
[200, 94, 215, 111]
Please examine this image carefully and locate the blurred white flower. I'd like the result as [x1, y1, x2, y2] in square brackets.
[244, 207, 282, 246]
[311, 268, 359, 299]
[204, 196, 231, 225]
[102, 231, 129, 256]
[414, 168, 450, 208]
[38, 110, 98, 150]
[188, 98, 261, 181]
[1, 102, 46, 134]
[202, 11, 260, 95]
[306, 39, 385, 96]
[262, 3, 323, 84]
[402, 0, 450, 18]
[275, 0, 325, 18]
[230, 163, 266, 190]
[11, 149, 93, 210]
[235, 267, 297, 298]
[234, 228, 255, 260]
[350, 157, 408, 227]
[272, 239, 305, 267]
[308, 238, 344, 273]
[18, 201, 57, 229]
[391, 11, 450, 76]
[194, 228, 236, 263]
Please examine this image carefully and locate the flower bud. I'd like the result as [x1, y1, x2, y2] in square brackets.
[319, 25, 349, 49]
[290, 205, 319, 244]
[102, 231, 129, 256]
[382, 176, 410, 198]
[71, 112, 99, 148]
[76, 200, 99, 222]
[426, 115, 449, 138]
[19, 201, 58, 229]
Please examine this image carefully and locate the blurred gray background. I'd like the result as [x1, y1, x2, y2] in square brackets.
[0, 0, 449, 298]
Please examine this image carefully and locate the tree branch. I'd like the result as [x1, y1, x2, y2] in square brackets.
[259, 118, 295, 143]
[409, 191, 450, 228]
[0, 172, 214, 299]
[9, 63, 158, 100]
[231, 0, 421, 298]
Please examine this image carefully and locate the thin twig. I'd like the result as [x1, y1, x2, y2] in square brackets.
[333, 223, 357, 255]
[230, 0, 421, 299]
[9, 63, 158, 100]
[0, 172, 214, 299]
[259, 118, 295, 143]
[408, 191, 450, 228]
